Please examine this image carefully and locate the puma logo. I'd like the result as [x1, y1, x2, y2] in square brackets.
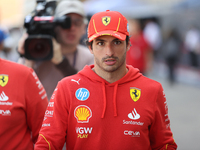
[71, 79, 80, 85]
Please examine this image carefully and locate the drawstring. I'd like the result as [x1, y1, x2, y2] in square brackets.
[113, 83, 118, 117]
[101, 82, 119, 118]
[101, 82, 106, 118]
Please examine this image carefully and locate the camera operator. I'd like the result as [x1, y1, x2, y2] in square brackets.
[18, 0, 94, 100]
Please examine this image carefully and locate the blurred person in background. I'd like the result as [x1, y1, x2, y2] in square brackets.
[126, 19, 153, 75]
[184, 25, 200, 68]
[143, 19, 162, 60]
[0, 29, 6, 50]
[18, 0, 94, 100]
[162, 28, 182, 84]
[0, 57, 48, 149]
[0, 27, 19, 62]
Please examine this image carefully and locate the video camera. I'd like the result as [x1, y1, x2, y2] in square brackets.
[24, 0, 71, 61]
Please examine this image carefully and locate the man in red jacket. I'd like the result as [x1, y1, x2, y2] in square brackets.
[0, 58, 48, 149]
[35, 10, 177, 150]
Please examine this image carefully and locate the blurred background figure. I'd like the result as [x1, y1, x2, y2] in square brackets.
[162, 28, 182, 84]
[184, 25, 200, 68]
[126, 19, 153, 75]
[0, 28, 6, 50]
[17, 0, 94, 100]
[0, 27, 20, 62]
[143, 19, 162, 60]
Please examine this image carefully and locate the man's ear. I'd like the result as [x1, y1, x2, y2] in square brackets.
[127, 39, 131, 51]
[88, 44, 94, 54]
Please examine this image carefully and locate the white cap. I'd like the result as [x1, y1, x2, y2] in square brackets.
[55, 0, 86, 18]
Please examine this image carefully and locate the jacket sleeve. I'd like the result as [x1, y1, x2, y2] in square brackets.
[35, 81, 69, 150]
[25, 69, 48, 144]
[149, 84, 177, 150]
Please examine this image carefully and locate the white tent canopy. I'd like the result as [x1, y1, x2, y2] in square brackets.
[83, 0, 172, 19]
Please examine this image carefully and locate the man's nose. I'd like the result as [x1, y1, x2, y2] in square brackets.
[69, 23, 76, 30]
[105, 44, 114, 56]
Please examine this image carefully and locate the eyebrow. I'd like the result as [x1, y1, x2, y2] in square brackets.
[95, 38, 120, 42]
[95, 39, 105, 42]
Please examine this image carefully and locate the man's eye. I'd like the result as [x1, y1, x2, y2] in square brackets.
[114, 41, 121, 45]
[73, 20, 83, 26]
[97, 42, 104, 46]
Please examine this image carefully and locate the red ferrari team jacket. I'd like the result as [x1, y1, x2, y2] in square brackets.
[0, 58, 48, 149]
[35, 65, 177, 150]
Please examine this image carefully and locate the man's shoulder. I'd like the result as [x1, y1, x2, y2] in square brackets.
[0, 59, 34, 80]
[1, 59, 32, 72]
[60, 72, 81, 81]
[58, 73, 83, 88]
[140, 75, 162, 90]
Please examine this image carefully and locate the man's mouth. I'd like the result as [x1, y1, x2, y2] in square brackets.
[104, 59, 116, 65]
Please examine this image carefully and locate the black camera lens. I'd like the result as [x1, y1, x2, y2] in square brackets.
[28, 39, 50, 58]
[24, 35, 53, 61]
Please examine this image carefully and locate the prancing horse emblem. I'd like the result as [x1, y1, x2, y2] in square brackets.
[130, 88, 141, 102]
[102, 16, 111, 26]
[0, 75, 9, 87]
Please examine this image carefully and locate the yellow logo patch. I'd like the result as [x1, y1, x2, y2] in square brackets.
[0, 75, 9, 87]
[130, 88, 141, 102]
[102, 16, 111, 26]
[74, 105, 92, 123]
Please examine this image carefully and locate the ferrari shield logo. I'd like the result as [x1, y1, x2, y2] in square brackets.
[0, 75, 9, 87]
[130, 88, 141, 102]
[102, 16, 111, 26]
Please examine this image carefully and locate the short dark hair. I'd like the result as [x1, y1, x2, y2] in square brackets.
[85, 35, 130, 49]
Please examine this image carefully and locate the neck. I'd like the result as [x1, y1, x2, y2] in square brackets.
[93, 63, 128, 83]
[61, 44, 77, 55]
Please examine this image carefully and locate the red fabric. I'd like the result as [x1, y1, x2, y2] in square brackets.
[0, 58, 48, 150]
[126, 33, 151, 73]
[35, 65, 177, 150]
[88, 10, 129, 42]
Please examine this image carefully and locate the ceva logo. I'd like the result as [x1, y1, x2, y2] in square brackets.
[0, 110, 11, 116]
[124, 130, 140, 137]
[75, 88, 90, 101]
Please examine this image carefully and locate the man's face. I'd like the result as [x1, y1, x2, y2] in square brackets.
[89, 35, 130, 73]
[56, 13, 86, 46]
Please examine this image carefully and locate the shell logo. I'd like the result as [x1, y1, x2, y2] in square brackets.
[74, 105, 92, 123]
